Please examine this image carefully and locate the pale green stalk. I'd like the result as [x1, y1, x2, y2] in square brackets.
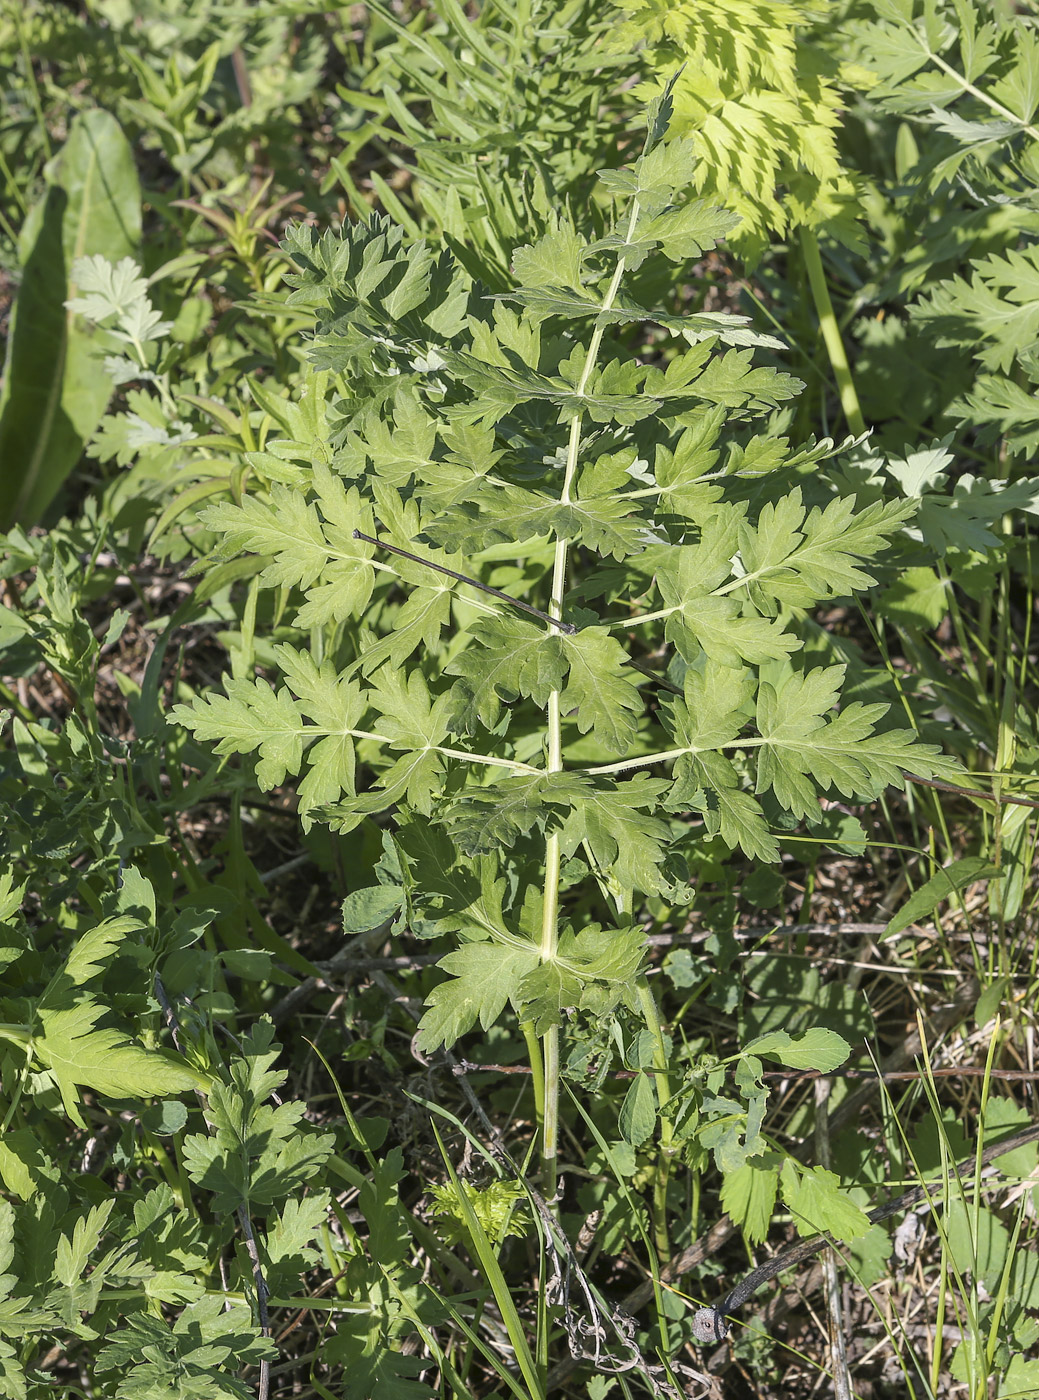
[800, 227, 866, 438]
[636, 976, 677, 1259]
[537, 198, 640, 1192]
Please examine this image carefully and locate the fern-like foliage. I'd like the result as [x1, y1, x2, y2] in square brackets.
[613, 0, 868, 261]
[173, 88, 954, 1055]
[843, 2, 1039, 458]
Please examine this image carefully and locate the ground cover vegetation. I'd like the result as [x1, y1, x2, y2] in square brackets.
[2, 1, 1039, 1396]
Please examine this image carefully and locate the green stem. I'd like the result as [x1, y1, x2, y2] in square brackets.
[520, 1020, 545, 1137]
[799, 226, 866, 438]
[636, 977, 675, 1260]
[538, 206, 637, 1193]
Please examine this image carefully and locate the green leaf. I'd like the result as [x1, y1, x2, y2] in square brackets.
[561, 776, 672, 895]
[877, 565, 949, 630]
[618, 1073, 656, 1147]
[445, 773, 591, 853]
[416, 943, 541, 1053]
[657, 528, 801, 666]
[742, 1028, 852, 1072]
[779, 1161, 871, 1242]
[428, 484, 649, 559]
[53, 1198, 115, 1288]
[33, 1002, 203, 1128]
[735, 493, 915, 615]
[754, 664, 959, 819]
[182, 1022, 333, 1213]
[885, 856, 1002, 936]
[559, 630, 643, 755]
[445, 618, 566, 733]
[65, 254, 170, 347]
[170, 678, 308, 791]
[0, 109, 141, 528]
[342, 885, 403, 935]
[511, 216, 585, 291]
[263, 1192, 330, 1281]
[41, 914, 144, 1002]
[517, 922, 646, 1033]
[395, 821, 509, 943]
[720, 1160, 779, 1244]
[96, 1296, 274, 1399]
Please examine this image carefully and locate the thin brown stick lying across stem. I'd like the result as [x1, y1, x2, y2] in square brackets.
[693, 1118, 1039, 1341]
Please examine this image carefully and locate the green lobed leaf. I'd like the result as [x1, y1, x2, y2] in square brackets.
[32, 1003, 204, 1128]
[416, 943, 541, 1053]
[720, 1160, 779, 1245]
[779, 1161, 871, 1243]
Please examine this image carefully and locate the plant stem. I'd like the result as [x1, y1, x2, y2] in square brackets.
[520, 1020, 545, 1135]
[537, 202, 639, 1192]
[799, 227, 866, 438]
[636, 977, 676, 1260]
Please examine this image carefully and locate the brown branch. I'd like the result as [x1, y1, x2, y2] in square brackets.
[354, 528, 576, 633]
[905, 772, 1039, 809]
[451, 1059, 1039, 1083]
[696, 1117, 1039, 1340]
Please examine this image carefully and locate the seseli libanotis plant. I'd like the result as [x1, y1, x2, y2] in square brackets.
[172, 81, 957, 1191]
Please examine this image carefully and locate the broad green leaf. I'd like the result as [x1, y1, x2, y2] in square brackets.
[511, 216, 585, 291]
[720, 1160, 779, 1244]
[171, 679, 307, 791]
[561, 776, 672, 895]
[559, 630, 643, 755]
[445, 773, 591, 852]
[53, 1199, 115, 1288]
[735, 493, 914, 615]
[416, 943, 541, 1052]
[0, 109, 141, 528]
[342, 885, 402, 935]
[428, 485, 649, 559]
[0, 1131, 53, 1202]
[446, 618, 566, 733]
[742, 1028, 852, 1072]
[263, 1193, 330, 1274]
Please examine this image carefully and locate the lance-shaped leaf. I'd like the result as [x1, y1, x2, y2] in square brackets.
[0, 109, 141, 529]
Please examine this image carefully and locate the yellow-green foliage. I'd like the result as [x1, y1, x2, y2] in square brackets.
[614, 0, 869, 263]
[428, 1178, 530, 1246]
